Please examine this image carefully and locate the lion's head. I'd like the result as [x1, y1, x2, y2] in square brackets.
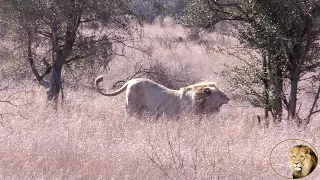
[289, 145, 318, 179]
[184, 84, 229, 114]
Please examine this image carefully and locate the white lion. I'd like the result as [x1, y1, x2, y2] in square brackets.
[95, 76, 229, 118]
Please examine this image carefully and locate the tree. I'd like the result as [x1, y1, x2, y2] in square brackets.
[0, 0, 138, 103]
[184, 0, 320, 123]
[130, 0, 189, 23]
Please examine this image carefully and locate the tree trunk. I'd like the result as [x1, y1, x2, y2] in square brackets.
[287, 6, 313, 121]
[267, 51, 283, 123]
[273, 64, 283, 123]
[46, 9, 79, 101]
[288, 75, 299, 119]
[46, 63, 63, 101]
[262, 52, 270, 119]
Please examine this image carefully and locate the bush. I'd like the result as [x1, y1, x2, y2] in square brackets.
[112, 60, 200, 90]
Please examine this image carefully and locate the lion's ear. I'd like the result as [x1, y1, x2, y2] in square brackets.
[290, 148, 294, 154]
[203, 87, 212, 95]
[306, 148, 311, 154]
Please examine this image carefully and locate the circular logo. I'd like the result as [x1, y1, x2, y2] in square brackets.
[269, 139, 318, 179]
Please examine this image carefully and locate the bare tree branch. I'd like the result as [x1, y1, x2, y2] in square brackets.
[27, 29, 50, 88]
[307, 84, 320, 123]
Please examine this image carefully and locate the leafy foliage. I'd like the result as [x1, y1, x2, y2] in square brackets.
[0, 0, 140, 100]
[184, 0, 320, 122]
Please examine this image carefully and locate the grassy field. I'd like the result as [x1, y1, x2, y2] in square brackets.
[1, 19, 320, 179]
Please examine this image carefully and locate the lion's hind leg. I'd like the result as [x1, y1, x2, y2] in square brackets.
[125, 104, 146, 118]
[125, 104, 135, 117]
[125, 91, 146, 118]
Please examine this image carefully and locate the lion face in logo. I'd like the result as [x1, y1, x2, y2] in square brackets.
[289, 145, 318, 179]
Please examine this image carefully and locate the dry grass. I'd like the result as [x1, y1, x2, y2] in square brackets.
[1, 19, 320, 180]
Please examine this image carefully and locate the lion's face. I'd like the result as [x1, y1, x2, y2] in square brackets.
[289, 145, 317, 178]
[289, 148, 309, 172]
[198, 87, 229, 113]
[210, 88, 230, 105]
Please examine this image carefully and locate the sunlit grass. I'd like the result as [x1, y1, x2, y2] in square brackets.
[1, 19, 319, 179]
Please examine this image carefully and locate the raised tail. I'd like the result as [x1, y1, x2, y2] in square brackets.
[95, 75, 128, 96]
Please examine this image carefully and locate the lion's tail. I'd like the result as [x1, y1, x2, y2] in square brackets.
[95, 75, 128, 96]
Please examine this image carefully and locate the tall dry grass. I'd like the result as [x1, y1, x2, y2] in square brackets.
[1, 18, 320, 179]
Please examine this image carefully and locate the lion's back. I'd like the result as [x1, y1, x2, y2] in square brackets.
[127, 78, 182, 114]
